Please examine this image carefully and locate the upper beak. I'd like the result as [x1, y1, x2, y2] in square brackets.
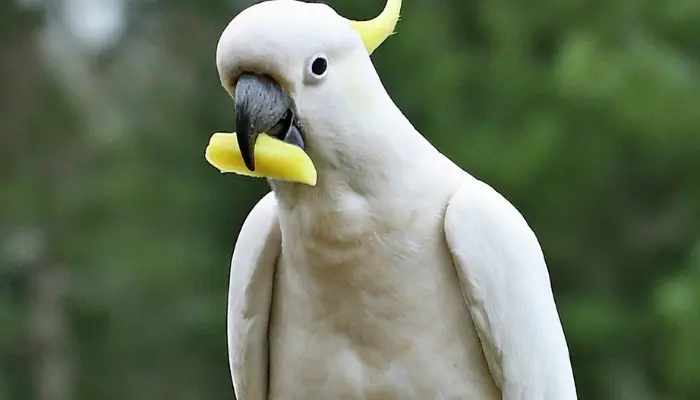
[236, 74, 292, 170]
[205, 73, 317, 186]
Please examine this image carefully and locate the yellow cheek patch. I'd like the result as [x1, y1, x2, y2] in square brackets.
[205, 132, 317, 186]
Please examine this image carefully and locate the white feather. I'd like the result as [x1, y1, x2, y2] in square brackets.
[227, 192, 279, 400]
[218, 1, 577, 399]
[445, 177, 578, 399]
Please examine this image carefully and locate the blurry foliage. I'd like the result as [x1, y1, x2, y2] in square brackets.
[1, 0, 699, 399]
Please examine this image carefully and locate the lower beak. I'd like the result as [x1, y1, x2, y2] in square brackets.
[204, 74, 317, 186]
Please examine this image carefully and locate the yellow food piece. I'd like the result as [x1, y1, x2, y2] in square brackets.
[205, 132, 317, 186]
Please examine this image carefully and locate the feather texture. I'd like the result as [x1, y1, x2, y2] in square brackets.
[445, 177, 578, 399]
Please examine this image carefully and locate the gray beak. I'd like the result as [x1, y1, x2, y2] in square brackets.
[235, 74, 305, 171]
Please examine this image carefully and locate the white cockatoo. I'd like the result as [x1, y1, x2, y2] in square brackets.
[205, 0, 578, 399]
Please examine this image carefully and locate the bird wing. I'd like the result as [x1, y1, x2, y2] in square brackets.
[444, 176, 577, 400]
[227, 192, 281, 400]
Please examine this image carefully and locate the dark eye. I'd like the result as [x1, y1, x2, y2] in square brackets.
[311, 57, 327, 76]
[304, 54, 329, 84]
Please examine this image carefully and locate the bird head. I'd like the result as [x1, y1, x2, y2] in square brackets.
[205, 0, 402, 187]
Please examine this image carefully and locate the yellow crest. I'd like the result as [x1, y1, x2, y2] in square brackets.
[344, 0, 402, 54]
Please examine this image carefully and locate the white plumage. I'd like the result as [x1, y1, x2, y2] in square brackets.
[209, 1, 578, 398]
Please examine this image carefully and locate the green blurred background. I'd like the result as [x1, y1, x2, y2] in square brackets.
[1, 0, 699, 399]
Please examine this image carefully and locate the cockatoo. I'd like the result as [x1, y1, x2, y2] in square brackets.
[205, 0, 578, 399]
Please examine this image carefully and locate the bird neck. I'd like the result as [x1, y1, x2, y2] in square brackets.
[270, 99, 434, 208]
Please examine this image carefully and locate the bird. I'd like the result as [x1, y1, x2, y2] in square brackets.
[204, 0, 578, 399]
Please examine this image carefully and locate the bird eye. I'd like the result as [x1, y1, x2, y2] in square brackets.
[304, 54, 328, 84]
[311, 57, 327, 76]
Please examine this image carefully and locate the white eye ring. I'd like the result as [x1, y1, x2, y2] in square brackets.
[304, 54, 329, 84]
